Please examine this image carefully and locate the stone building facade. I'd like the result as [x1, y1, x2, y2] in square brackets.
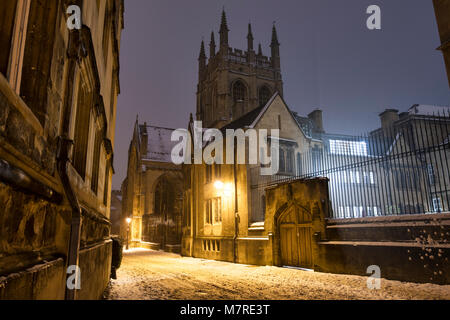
[0, 0, 124, 299]
[121, 120, 183, 252]
[182, 90, 325, 264]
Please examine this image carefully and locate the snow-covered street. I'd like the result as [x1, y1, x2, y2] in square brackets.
[105, 248, 450, 300]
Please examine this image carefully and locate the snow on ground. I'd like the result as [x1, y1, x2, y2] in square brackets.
[105, 248, 450, 300]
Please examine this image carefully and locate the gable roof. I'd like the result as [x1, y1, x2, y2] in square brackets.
[221, 105, 265, 131]
[220, 92, 285, 131]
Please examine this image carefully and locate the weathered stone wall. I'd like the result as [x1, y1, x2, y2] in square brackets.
[0, 0, 124, 299]
[77, 240, 112, 300]
[317, 214, 450, 284]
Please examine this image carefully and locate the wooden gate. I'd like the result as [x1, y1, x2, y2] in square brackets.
[279, 204, 313, 268]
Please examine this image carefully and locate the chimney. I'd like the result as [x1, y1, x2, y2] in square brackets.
[308, 109, 324, 133]
[379, 109, 399, 131]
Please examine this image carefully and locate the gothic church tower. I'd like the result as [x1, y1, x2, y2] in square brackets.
[196, 10, 284, 128]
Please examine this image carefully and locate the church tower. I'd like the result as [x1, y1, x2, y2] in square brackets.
[196, 10, 284, 128]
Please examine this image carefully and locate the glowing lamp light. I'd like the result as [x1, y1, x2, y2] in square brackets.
[126, 217, 132, 224]
[214, 180, 224, 190]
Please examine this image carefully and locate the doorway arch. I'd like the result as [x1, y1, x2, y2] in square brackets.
[276, 202, 313, 268]
[142, 172, 183, 250]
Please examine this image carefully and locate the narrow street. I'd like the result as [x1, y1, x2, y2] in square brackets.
[105, 249, 450, 300]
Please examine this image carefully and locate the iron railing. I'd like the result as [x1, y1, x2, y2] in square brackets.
[250, 110, 450, 219]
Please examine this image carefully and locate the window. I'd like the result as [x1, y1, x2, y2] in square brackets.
[232, 80, 246, 102]
[367, 207, 379, 217]
[205, 198, 222, 224]
[296, 153, 302, 176]
[278, 146, 295, 175]
[214, 163, 221, 179]
[202, 239, 220, 252]
[286, 149, 294, 173]
[364, 171, 375, 185]
[350, 171, 360, 184]
[20, 0, 58, 124]
[258, 86, 271, 107]
[427, 164, 436, 186]
[312, 146, 322, 172]
[214, 197, 222, 223]
[0, 0, 18, 76]
[72, 82, 91, 179]
[279, 149, 285, 173]
[103, 163, 110, 206]
[205, 199, 212, 224]
[205, 164, 212, 183]
[102, 2, 111, 67]
[433, 198, 443, 213]
[330, 140, 368, 156]
[91, 129, 102, 194]
[206, 163, 220, 183]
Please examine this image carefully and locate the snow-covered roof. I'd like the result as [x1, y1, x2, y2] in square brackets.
[408, 105, 450, 116]
[141, 125, 179, 163]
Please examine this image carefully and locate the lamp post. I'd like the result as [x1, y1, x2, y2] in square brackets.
[126, 217, 132, 250]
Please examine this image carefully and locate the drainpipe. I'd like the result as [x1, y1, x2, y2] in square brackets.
[57, 136, 82, 301]
[233, 146, 239, 263]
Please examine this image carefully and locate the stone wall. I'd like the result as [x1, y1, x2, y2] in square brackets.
[0, 0, 124, 299]
[316, 213, 450, 284]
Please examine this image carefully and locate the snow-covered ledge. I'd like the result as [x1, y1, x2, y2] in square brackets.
[248, 221, 265, 231]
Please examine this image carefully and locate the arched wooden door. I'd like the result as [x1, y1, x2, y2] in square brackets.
[279, 205, 313, 268]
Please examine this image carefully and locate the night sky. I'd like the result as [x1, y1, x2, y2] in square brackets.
[112, 0, 450, 189]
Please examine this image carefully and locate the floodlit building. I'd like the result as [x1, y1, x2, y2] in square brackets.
[181, 11, 325, 265]
[0, 0, 124, 299]
[121, 120, 183, 252]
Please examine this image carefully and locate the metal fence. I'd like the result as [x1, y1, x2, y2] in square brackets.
[251, 110, 450, 219]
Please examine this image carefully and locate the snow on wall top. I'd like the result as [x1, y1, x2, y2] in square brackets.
[140, 125, 178, 163]
[408, 105, 450, 116]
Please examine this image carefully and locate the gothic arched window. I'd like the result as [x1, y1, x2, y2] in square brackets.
[232, 80, 247, 102]
[259, 86, 271, 107]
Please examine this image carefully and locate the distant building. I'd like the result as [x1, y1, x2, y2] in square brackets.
[433, 0, 450, 87]
[0, 0, 124, 300]
[121, 120, 183, 252]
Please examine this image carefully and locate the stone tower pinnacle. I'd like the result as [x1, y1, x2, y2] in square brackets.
[210, 31, 216, 58]
[219, 9, 229, 50]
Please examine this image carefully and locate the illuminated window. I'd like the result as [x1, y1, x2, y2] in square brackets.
[205, 197, 222, 224]
[433, 198, 443, 213]
[330, 140, 368, 156]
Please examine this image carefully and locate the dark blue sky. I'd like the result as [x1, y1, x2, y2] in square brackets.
[113, 0, 450, 189]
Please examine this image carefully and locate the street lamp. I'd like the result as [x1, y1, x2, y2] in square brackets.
[215, 180, 233, 197]
[126, 217, 132, 250]
[214, 180, 224, 190]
